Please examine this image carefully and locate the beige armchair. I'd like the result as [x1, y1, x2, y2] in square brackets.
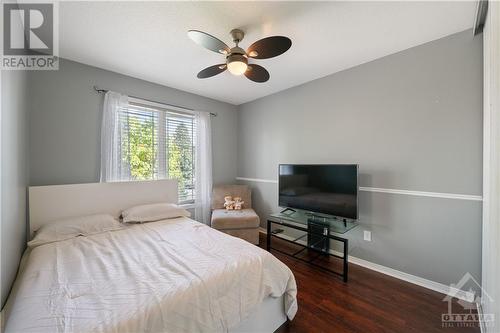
[211, 185, 260, 245]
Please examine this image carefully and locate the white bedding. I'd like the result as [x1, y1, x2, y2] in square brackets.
[4, 217, 297, 333]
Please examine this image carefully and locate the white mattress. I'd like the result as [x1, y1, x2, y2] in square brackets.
[4, 217, 297, 332]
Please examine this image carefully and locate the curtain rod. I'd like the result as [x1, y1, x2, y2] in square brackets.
[93, 86, 217, 117]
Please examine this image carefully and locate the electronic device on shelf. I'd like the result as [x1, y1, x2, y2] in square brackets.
[307, 220, 330, 253]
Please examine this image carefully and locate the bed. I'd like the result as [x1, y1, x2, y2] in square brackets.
[3, 180, 297, 332]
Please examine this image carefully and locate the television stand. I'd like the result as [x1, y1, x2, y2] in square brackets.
[280, 207, 296, 215]
[266, 211, 358, 282]
[304, 211, 350, 227]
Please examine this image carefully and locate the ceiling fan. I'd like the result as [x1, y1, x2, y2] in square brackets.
[187, 29, 292, 83]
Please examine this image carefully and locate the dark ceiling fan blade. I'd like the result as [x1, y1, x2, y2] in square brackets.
[245, 64, 270, 83]
[197, 64, 227, 79]
[188, 30, 230, 55]
[246, 36, 292, 59]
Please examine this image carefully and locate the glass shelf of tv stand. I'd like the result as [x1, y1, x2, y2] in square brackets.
[269, 210, 358, 234]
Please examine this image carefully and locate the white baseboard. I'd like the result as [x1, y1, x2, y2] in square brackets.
[476, 303, 486, 333]
[259, 228, 475, 303]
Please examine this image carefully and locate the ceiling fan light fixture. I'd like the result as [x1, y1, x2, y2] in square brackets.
[226, 54, 248, 76]
[189, 28, 290, 82]
[227, 61, 247, 75]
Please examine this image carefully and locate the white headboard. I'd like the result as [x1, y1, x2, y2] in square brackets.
[28, 179, 178, 237]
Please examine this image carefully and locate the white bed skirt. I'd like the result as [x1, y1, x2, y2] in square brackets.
[231, 295, 287, 333]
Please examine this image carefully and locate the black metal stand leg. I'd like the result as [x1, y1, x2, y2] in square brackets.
[343, 239, 349, 282]
[266, 221, 271, 251]
[267, 219, 350, 283]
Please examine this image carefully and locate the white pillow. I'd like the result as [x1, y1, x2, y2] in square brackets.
[28, 214, 123, 248]
[121, 203, 191, 223]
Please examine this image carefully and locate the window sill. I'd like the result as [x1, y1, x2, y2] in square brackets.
[180, 203, 196, 209]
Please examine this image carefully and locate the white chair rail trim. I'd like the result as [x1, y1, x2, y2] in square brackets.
[235, 177, 482, 202]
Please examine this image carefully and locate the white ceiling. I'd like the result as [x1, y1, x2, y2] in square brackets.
[59, 1, 476, 105]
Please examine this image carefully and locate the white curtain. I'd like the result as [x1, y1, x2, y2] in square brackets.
[194, 111, 212, 225]
[100, 91, 128, 182]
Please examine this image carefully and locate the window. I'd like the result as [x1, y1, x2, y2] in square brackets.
[101, 91, 212, 223]
[116, 98, 196, 203]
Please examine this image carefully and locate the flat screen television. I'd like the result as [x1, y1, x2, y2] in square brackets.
[279, 164, 358, 220]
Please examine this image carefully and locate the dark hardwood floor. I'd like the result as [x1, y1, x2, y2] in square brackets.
[258, 234, 480, 333]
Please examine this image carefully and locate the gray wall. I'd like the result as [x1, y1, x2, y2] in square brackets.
[1, 70, 29, 307]
[237, 30, 483, 286]
[10, 29, 483, 294]
[29, 58, 238, 187]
